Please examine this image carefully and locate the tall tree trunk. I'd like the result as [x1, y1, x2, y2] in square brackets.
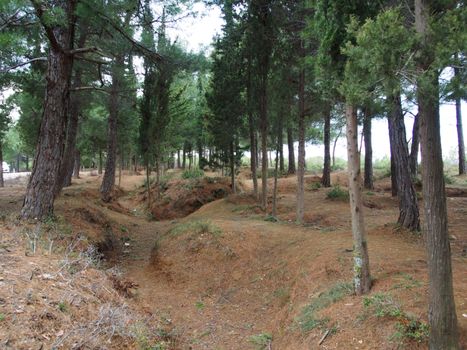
[363, 110, 373, 190]
[332, 128, 342, 169]
[230, 141, 236, 194]
[278, 116, 284, 173]
[346, 103, 371, 295]
[415, 1, 459, 348]
[249, 110, 258, 199]
[21, 2, 76, 219]
[296, 57, 306, 223]
[73, 150, 80, 179]
[388, 93, 420, 231]
[182, 145, 186, 169]
[98, 150, 103, 175]
[100, 58, 122, 202]
[272, 127, 280, 217]
[455, 89, 465, 175]
[287, 126, 295, 174]
[322, 107, 331, 187]
[177, 149, 181, 168]
[0, 143, 4, 187]
[409, 113, 420, 177]
[390, 153, 398, 197]
[146, 161, 152, 209]
[16, 153, 20, 173]
[198, 142, 203, 170]
[259, 76, 268, 210]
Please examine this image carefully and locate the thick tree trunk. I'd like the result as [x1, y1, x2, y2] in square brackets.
[388, 93, 420, 231]
[21, 11, 75, 219]
[345, 103, 371, 295]
[322, 108, 331, 187]
[249, 111, 258, 199]
[455, 93, 465, 175]
[0, 143, 4, 187]
[415, 1, 459, 348]
[409, 113, 420, 177]
[73, 150, 80, 179]
[100, 58, 122, 202]
[363, 111, 373, 190]
[296, 61, 305, 223]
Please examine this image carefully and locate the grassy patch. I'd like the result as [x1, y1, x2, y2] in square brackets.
[297, 282, 353, 333]
[168, 220, 222, 238]
[181, 168, 204, 179]
[249, 333, 272, 350]
[326, 185, 349, 201]
[363, 293, 403, 318]
[391, 273, 423, 290]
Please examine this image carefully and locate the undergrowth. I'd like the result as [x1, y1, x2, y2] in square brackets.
[168, 219, 222, 238]
[182, 168, 204, 179]
[297, 281, 353, 333]
[249, 333, 273, 350]
[326, 185, 349, 201]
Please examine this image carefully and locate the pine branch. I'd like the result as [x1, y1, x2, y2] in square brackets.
[30, 0, 62, 53]
[0, 57, 48, 73]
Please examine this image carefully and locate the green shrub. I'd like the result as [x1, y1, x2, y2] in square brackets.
[363, 293, 403, 318]
[326, 185, 349, 201]
[249, 333, 272, 350]
[181, 168, 204, 179]
[310, 182, 322, 191]
[297, 282, 353, 332]
[168, 220, 222, 238]
[392, 318, 429, 343]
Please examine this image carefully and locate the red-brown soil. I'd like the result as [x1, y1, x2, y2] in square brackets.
[0, 170, 466, 349]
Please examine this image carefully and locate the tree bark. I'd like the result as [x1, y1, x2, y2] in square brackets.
[249, 109, 258, 199]
[390, 153, 398, 197]
[21, 1, 76, 219]
[322, 107, 331, 187]
[363, 110, 373, 190]
[182, 144, 186, 169]
[415, 1, 459, 348]
[455, 91, 465, 175]
[287, 126, 295, 175]
[100, 57, 122, 202]
[73, 149, 80, 179]
[278, 115, 284, 173]
[409, 113, 420, 177]
[388, 93, 420, 231]
[230, 141, 236, 194]
[177, 149, 181, 168]
[272, 134, 279, 218]
[98, 150, 103, 175]
[296, 57, 305, 224]
[345, 103, 371, 295]
[0, 143, 4, 187]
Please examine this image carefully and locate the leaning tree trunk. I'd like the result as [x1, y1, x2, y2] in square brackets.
[21, 13, 75, 219]
[346, 103, 371, 295]
[455, 92, 465, 175]
[409, 113, 420, 177]
[363, 111, 373, 190]
[322, 107, 331, 187]
[415, 1, 460, 348]
[388, 93, 420, 231]
[287, 126, 295, 175]
[296, 60, 306, 224]
[100, 58, 122, 202]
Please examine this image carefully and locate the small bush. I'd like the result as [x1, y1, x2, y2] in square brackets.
[297, 282, 353, 332]
[444, 173, 454, 185]
[392, 318, 429, 343]
[326, 185, 349, 201]
[249, 333, 272, 350]
[363, 293, 403, 318]
[181, 168, 204, 179]
[310, 182, 322, 191]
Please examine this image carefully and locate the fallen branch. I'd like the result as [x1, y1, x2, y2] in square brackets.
[318, 329, 330, 346]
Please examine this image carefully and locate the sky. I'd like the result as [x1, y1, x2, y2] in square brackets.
[168, 4, 466, 163]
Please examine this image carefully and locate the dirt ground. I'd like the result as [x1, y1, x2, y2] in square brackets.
[0, 169, 466, 349]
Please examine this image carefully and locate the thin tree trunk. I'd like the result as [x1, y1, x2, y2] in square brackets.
[409, 113, 420, 177]
[25, 155, 29, 171]
[146, 162, 151, 209]
[278, 116, 284, 173]
[98, 150, 103, 175]
[287, 126, 295, 175]
[21, 4, 75, 219]
[118, 150, 123, 187]
[296, 59, 306, 223]
[0, 143, 4, 187]
[100, 57, 122, 203]
[415, 1, 460, 348]
[363, 110, 373, 190]
[260, 77, 268, 211]
[345, 103, 371, 295]
[249, 109, 258, 199]
[177, 149, 181, 168]
[272, 128, 280, 217]
[230, 141, 236, 194]
[332, 128, 342, 169]
[388, 93, 420, 231]
[455, 92, 465, 175]
[182, 145, 186, 169]
[322, 107, 331, 187]
[16, 154, 20, 173]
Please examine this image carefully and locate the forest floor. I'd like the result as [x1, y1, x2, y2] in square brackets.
[0, 169, 466, 349]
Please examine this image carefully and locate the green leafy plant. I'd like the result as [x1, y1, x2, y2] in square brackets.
[363, 293, 402, 318]
[58, 301, 68, 313]
[249, 333, 272, 350]
[182, 168, 204, 179]
[326, 185, 349, 201]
